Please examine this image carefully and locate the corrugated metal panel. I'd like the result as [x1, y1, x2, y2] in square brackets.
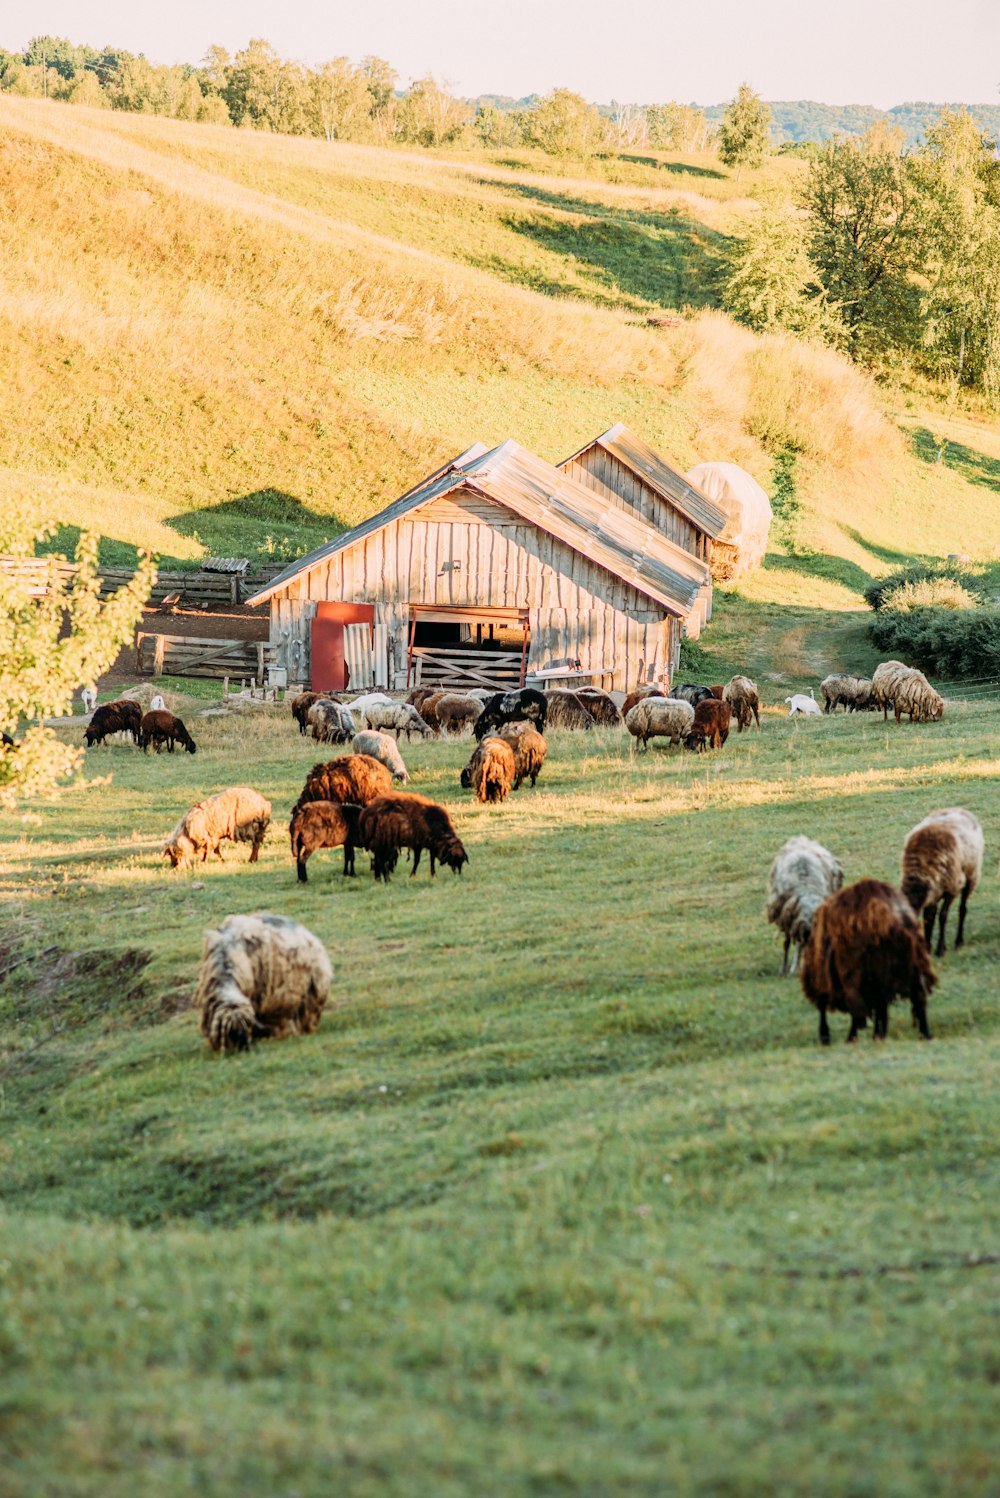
[560, 423, 727, 539]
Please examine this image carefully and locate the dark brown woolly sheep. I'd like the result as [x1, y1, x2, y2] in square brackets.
[358, 793, 467, 881]
[291, 755, 393, 819]
[84, 699, 142, 747]
[575, 688, 624, 727]
[139, 709, 197, 754]
[620, 685, 665, 719]
[290, 692, 323, 735]
[461, 737, 516, 804]
[543, 690, 596, 731]
[406, 688, 438, 714]
[799, 879, 936, 1045]
[421, 691, 449, 730]
[708, 684, 725, 700]
[496, 723, 547, 788]
[900, 808, 984, 956]
[684, 698, 732, 751]
[289, 800, 363, 881]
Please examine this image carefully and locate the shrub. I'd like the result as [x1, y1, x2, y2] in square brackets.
[880, 578, 980, 613]
[869, 606, 1000, 679]
[864, 562, 987, 613]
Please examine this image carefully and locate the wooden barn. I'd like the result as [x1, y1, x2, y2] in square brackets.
[559, 423, 727, 634]
[245, 440, 707, 694]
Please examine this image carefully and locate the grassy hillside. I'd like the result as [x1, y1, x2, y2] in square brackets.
[3, 702, 1000, 1495]
[3, 93, 1000, 643]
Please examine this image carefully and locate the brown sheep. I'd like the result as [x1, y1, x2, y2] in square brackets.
[496, 723, 547, 788]
[684, 699, 732, 751]
[799, 879, 936, 1045]
[289, 800, 363, 881]
[901, 808, 984, 956]
[357, 793, 467, 882]
[290, 691, 323, 735]
[434, 693, 482, 735]
[621, 685, 666, 719]
[291, 755, 393, 820]
[197, 913, 332, 1053]
[406, 687, 438, 714]
[84, 699, 143, 747]
[708, 684, 725, 700]
[544, 690, 596, 731]
[420, 691, 449, 730]
[575, 688, 623, 728]
[722, 675, 761, 732]
[460, 737, 516, 804]
[139, 710, 197, 755]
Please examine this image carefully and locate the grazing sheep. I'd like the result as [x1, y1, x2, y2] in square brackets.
[84, 699, 142, 748]
[621, 685, 666, 719]
[723, 675, 761, 731]
[433, 692, 483, 735]
[289, 800, 363, 881]
[358, 794, 468, 882]
[872, 661, 944, 724]
[460, 736, 516, 804]
[344, 692, 394, 719]
[291, 755, 393, 818]
[406, 687, 438, 714]
[197, 912, 332, 1053]
[684, 698, 732, 752]
[575, 688, 623, 728]
[290, 691, 323, 734]
[308, 699, 357, 745]
[351, 730, 409, 783]
[474, 688, 548, 740]
[420, 691, 449, 731]
[466, 688, 494, 704]
[363, 700, 434, 741]
[81, 686, 98, 714]
[820, 674, 875, 714]
[766, 835, 844, 976]
[164, 787, 272, 868]
[625, 696, 695, 751]
[786, 693, 822, 717]
[139, 709, 197, 755]
[496, 723, 547, 788]
[543, 690, 596, 731]
[708, 684, 725, 700]
[672, 683, 714, 708]
[800, 879, 936, 1045]
[901, 807, 984, 956]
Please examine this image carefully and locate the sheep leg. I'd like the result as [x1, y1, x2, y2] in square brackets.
[846, 1014, 861, 1042]
[297, 854, 309, 883]
[818, 1007, 831, 1046]
[873, 999, 889, 1040]
[248, 838, 262, 864]
[790, 941, 801, 977]
[343, 843, 355, 877]
[910, 975, 932, 1039]
[955, 884, 971, 948]
[411, 847, 422, 876]
[935, 893, 954, 957]
[780, 934, 790, 976]
[922, 904, 936, 949]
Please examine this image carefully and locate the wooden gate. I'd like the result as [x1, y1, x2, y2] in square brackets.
[405, 605, 529, 691]
[135, 633, 272, 681]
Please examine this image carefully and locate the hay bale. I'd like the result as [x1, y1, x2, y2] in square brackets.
[686, 462, 772, 581]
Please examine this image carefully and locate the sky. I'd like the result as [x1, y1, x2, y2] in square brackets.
[6, 0, 1000, 109]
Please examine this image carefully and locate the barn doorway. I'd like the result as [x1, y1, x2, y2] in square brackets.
[406, 605, 529, 691]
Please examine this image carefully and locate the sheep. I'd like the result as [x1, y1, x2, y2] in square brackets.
[625, 696, 694, 751]
[81, 686, 98, 714]
[344, 692, 394, 718]
[197, 912, 332, 1053]
[800, 879, 935, 1044]
[765, 835, 844, 976]
[901, 807, 984, 956]
[291, 755, 393, 819]
[406, 687, 438, 713]
[83, 699, 143, 748]
[621, 685, 666, 719]
[289, 800, 363, 881]
[164, 787, 272, 869]
[543, 690, 596, 731]
[496, 723, 547, 788]
[820, 674, 875, 714]
[139, 709, 197, 755]
[575, 688, 623, 728]
[786, 693, 822, 717]
[708, 685, 725, 700]
[872, 661, 944, 724]
[291, 691, 323, 735]
[357, 793, 468, 882]
[474, 687, 548, 740]
[363, 700, 434, 741]
[722, 675, 761, 731]
[351, 730, 409, 783]
[684, 698, 732, 752]
[149, 694, 166, 713]
[307, 698, 357, 745]
[460, 736, 516, 804]
[672, 683, 714, 708]
[466, 688, 494, 704]
[434, 693, 484, 736]
[420, 691, 449, 730]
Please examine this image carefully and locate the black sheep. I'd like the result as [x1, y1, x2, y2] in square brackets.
[84, 699, 142, 747]
[474, 687, 547, 741]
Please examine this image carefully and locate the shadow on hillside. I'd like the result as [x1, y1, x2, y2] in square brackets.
[617, 153, 726, 181]
[910, 426, 1000, 491]
[761, 551, 879, 595]
[167, 490, 340, 565]
[839, 529, 919, 569]
[483, 180, 729, 311]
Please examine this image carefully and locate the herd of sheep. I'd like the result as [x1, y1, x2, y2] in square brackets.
[75, 657, 980, 1056]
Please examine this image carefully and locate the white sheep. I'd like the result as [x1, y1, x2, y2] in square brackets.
[344, 692, 394, 718]
[197, 913, 332, 1053]
[766, 835, 844, 975]
[351, 730, 409, 783]
[81, 686, 98, 714]
[164, 787, 272, 868]
[363, 700, 434, 740]
[901, 807, 984, 955]
[786, 693, 822, 717]
[307, 699, 357, 744]
[624, 696, 695, 751]
[150, 694, 166, 713]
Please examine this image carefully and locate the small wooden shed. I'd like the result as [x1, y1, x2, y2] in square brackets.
[246, 440, 707, 693]
[559, 423, 727, 635]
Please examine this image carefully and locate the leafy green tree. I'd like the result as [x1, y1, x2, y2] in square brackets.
[0, 512, 154, 810]
[474, 103, 524, 150]
[723, 207, 842, 343]
[309, 58, 376, 142]
[24, 35, 92, 81]
[718, 84, 771, 178]
[396, 76, 469, 147]
[523, 88, 606, 157]
[361, 55, 397, 141]
[226, 39, 307, 134]
[646, 102, 712, 152]
[65, 70, 108, 108]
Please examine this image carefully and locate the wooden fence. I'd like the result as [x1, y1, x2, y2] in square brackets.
[0, 558, 285, 607]
[409, 646, 525, 691]
[135, 633, 275, 681]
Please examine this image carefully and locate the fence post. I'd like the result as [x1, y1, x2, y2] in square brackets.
[153, 635, 165, 677]
[255, 643, 265, 685]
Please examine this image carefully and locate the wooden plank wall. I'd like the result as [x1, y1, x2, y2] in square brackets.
[263, 499, 679, 690]
[561, 450, 711, 563]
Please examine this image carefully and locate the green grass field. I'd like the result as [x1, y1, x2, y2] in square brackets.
[2, 695, 999, 1496]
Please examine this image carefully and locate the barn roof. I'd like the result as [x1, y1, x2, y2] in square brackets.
[246, 439, 701, 616]
[561, 422, 727, 539]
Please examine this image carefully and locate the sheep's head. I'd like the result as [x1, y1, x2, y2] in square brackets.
[163, 834, 196, 869]
[184, 738, 197, 754]
[683, 729, 707, 753]
[459, 765, 472, 789]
